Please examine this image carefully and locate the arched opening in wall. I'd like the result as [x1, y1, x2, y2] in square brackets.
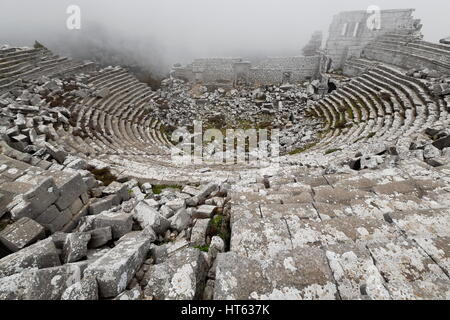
[328, 81, 337, 93]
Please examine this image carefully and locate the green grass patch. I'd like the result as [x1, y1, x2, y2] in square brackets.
[152, 184, 182, 195]
[211, 215, 223, 230]
[324, 148, 342, 155]
[194, 245, 210, 252]
[288, 142, 318, 155]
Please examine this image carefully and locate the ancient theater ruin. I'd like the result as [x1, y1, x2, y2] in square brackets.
[0, 8, 450, 300]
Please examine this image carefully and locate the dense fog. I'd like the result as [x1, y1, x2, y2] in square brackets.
[0, 0, 449, 76]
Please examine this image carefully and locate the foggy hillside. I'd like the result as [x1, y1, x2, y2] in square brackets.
[0, 0, 449, 76]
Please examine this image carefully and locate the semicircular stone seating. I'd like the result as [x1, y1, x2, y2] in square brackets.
[296, 33, 450, 168]
[1, 26, 450, 300]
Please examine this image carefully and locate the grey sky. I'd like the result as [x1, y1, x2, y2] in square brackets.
[0, 0, 448, 72]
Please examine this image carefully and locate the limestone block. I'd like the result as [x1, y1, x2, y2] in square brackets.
[0, 217, 45, 252]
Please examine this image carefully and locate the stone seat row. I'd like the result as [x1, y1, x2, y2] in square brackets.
[307, 62, 447, 153]
[215, 162, 450, 299]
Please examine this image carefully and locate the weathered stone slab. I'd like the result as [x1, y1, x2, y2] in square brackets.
[143, 248, 208, 300]
[314, 202, 353, 220]
[193, 205, 216, 219]
[35, 205, 60, 225]
[0, 238, 60, 278]
[285, 215, 399, 249]
[61, 276, 98, 300]
[186, 183, 218, 207]
[388, 209, 450, 238]
[88, 195, 117, 215]
[214, 247, 338, 300]
[230, 215, 291, 261]
[373, 180, 419, 196]
[0, 217, 45, 252]
[133, 201, 170, 235]
[325, 243, 390, 300]
[260, 203, 319, 220]
[169, 208, 192, 231]
[54, 173, 88, 211]
[93, 210, 133, 240]
[414, 236, 450, 275]
[88, 227, 112, 248]
[367, 239, 450, 299]
[102, 181, 130, 202]
[0, 264, 82, 300]
[190, 219, 210, 246]
[63, 232, 91, 263]
[84, 229, 152, 298]
[10, 177, 59, 220]
[313, 185, 370, 204]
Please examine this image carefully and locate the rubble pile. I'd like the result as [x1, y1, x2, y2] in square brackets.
[152, 78, 325, 153]
[0, 172, 231, 300]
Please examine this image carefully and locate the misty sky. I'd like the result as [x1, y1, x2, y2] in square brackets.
[0, 0, 449, 71]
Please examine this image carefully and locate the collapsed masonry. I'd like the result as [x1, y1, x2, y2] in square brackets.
[0, 8, 450, 300]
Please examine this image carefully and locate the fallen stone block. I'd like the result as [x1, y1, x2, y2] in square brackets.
[88, 227, 112, 248]
[88, 195, 118, 215]
[35, 205, 60, 226]
[133, 201, 170, 235]
[0, 264, 82, 300]
[143, 247, 208, 300]
[102, 181, 130, 202]
[208, 236, 225, 260]
[165, 198, 186, 211]
[0, 217, 45, 252]
[186, 183, 218, 207]
[84, 230, 153, 298]
[0, 238, 60, 278]
[169, 208, 192, 232]
[61, 276, 98, 300]
[190, 219, 210, 246]
[214, 248, 338, 300]
[11, 177, 59, 220]
[182, 185, 201, 197]
[193, 205, 217, 219]
[130, 186, 145, 201]
[93, 211, 133, 240]
[44, 142, 67, 164]
[63, 232, 91, 263]
[54, 173, 88, 211]
[45, 207, 72, 233]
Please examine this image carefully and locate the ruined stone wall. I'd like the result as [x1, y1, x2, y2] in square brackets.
[192, 58, 242, 84]
[248, 56, 320, 85]
[172, 56, 320, 86]
[325, 9, 419, 70]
